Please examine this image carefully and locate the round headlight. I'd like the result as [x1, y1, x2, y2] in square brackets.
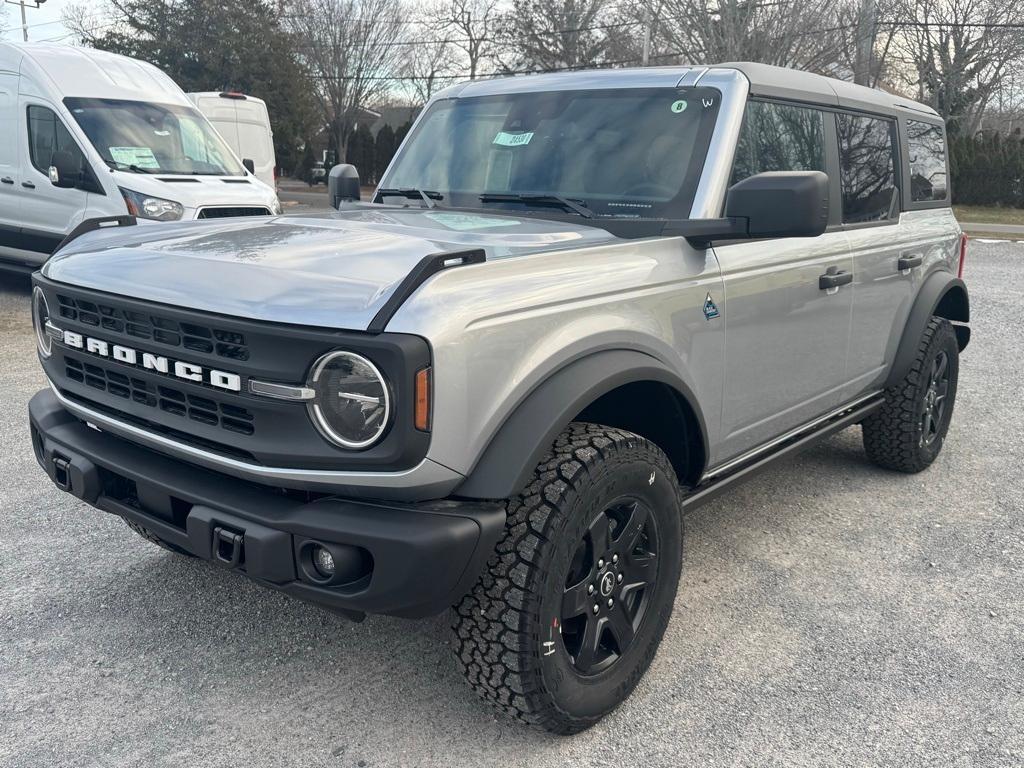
[308, 351, 391, 449]
[32, 287, 52, 358]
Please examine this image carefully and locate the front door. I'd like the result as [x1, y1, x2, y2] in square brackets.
[713, 99, 854, 463]
[0, 72, 23, 260]
[18, 99, 91, 256]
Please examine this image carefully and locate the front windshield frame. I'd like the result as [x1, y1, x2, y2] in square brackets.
[64, 97, 245, 177]
[379, 86, 722, 221]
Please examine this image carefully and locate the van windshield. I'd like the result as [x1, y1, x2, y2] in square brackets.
[381, 87, 721, 219]
[64, 97, 244, 176]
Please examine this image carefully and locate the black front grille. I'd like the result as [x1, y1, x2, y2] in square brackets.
[66, 355, 255, 436]
[55, 293, 250, 361]
[197, 207, 271, 219]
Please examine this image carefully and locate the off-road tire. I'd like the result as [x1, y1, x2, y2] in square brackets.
[863, 317, 959, 473]
[123, 519, 195, 557]
[452, 422, 684, 734]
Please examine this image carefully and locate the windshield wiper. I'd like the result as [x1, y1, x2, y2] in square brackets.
[376, 188, 444, 208]
[103, 159, 160, 174]
[479, 193, 593, 219]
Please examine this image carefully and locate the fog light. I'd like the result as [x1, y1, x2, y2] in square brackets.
[312, 545, 336, 578]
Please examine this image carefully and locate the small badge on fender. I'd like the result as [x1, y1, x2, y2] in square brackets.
[703, 293, 720, 321]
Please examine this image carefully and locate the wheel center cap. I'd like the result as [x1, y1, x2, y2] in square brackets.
[599, 571, 616, 597]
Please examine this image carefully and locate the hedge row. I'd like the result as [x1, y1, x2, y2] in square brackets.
[950, 133, 1024, 207]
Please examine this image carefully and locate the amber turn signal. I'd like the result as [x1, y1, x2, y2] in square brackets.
[414, 367, 431, 432]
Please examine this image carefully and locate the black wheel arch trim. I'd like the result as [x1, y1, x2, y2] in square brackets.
[455, 349, 709, 500]
[886, 271, 969, 389]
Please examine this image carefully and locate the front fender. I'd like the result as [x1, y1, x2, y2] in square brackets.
[455, 349, 708, 500]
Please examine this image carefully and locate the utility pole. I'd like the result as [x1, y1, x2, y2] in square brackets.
[5, 0, 48, 42]
[854, 0, 876, 86]
[641, 6, 651, 66]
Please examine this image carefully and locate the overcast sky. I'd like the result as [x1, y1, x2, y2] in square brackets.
[2, 0, 99, 43]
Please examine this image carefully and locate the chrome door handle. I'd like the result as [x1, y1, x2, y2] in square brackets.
[819, 269, 853, 290]
[22, 181, 35, 189]
[0, 177, 13, 185]
[898, 254, 923, 271]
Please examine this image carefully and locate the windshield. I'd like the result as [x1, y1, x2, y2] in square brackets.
[382, 87, 721, 219]
[64, 97, 244, 176]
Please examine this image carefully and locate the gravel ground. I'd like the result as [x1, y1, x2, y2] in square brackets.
[1, 242, 1021, 768]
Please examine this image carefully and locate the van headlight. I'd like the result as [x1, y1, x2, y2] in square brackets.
[119, 187, 184, 221]
[308, 351, 391, 449]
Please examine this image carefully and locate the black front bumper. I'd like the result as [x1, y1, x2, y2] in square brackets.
[29, 389, 505, 620]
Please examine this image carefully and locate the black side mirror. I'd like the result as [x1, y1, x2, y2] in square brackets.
[328, 164, 361, 209]
[242, 158, 255, 174]
[49, 151, 80, 189]
[725, 171, 829, 239]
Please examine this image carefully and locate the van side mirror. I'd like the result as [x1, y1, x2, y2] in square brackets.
[725, 171, 829, 239]
[242, 158, 255, 174]
[328, 164, 361, 209]
[49, 151, 80, 189]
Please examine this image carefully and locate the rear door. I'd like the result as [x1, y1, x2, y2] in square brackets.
[713, 100, 854, 461]
[18, 100, 91, 253]
[840, 112, 946, 396]
[0, 72, 22, 259]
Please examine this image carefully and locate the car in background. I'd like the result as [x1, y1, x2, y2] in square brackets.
[310, 160, 327, 185]
[0, 42, 281, 271]
[188, 91, 277, 190]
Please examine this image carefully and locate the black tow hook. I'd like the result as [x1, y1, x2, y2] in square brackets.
[52, 454, 73, 492]
[213, 526, 245, 568]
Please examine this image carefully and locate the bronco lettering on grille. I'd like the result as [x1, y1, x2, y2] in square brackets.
[60, 329, 242, 392]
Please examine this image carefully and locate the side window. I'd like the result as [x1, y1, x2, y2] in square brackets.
[906, 120, 948, 202]
[730, 101, 826, 185]
[27, 105, 85, 175]
[837, 113, 898, 223]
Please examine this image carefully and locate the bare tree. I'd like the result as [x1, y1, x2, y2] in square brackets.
[890, 0, 1024, 134]
[500, 0, 615, 71]
[400, 8, 461, 104]
[288, 0, 407, 160]
[633, 0, 846, 73]
[433, 0, 501, 78]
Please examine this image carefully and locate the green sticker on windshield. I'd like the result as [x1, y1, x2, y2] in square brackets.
[670, 100, 688, 114]
[493, 131, 534, 147]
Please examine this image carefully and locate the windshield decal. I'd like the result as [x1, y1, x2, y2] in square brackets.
[493, 131, 534, 147]
[109, 147, 159, 169]
[424, 212, 520, 231]
[671, 99, 688, 114]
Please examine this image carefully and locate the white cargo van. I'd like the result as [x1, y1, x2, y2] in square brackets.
[0, 42, 282, 269]
[187, 92, 276, 189]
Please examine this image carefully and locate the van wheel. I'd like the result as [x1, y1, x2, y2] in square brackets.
[123, 519, 194, 557]
[451, 423, 683, 734]
[863, 317, 960, 473]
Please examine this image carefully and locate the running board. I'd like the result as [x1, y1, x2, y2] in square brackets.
[683, 395, 885, 512]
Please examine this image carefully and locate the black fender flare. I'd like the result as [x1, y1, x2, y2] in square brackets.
[886, 272, 969, 389]
[455, 349, 709, 500]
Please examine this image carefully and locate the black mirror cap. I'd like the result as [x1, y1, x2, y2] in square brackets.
[242, 158, 256, 174]
[725, 171, 829, 239]
[49, 151, 80, 189]
[328, 164, 361, 209]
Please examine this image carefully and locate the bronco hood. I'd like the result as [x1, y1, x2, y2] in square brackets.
[42, 208, 617, 330]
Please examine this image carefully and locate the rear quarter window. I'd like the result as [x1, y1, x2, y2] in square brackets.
[837, 113, 899, 224]
[906, 120, 948, 202]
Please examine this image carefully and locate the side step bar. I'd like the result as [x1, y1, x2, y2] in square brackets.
[683, 394, 885, 512]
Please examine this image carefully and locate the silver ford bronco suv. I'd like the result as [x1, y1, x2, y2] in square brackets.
[28, 62, 969, 733]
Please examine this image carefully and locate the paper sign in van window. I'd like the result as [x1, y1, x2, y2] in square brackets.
[109, 147, 159, 169]
[493, 131, 534, 147]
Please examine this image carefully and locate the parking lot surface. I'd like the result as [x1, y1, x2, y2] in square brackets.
[1, 242, 1021, 768]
